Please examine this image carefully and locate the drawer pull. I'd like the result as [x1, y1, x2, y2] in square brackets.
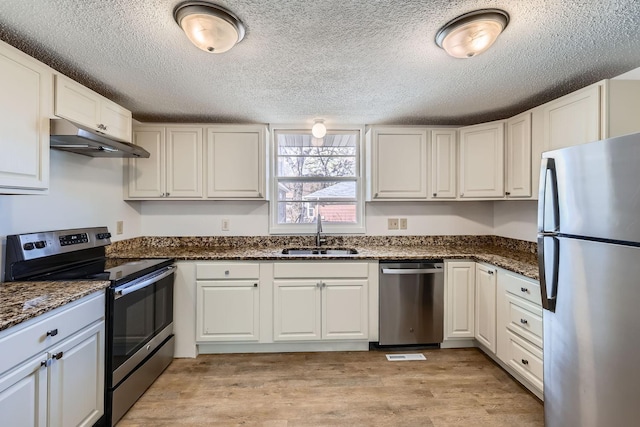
[46, 329, 58, 337]
[52, 352, 64, 360]
[520, 318, 528, 325]
[521, 358, 529, 365]
[520, 287, 529, 293]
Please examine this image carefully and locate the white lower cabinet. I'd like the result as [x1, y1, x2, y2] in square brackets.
[273, 262, 369, 342]
[475, 263, 497, 353]
[0, 292, 105, 427]
[196, 263, 260, 342]
[444, 261, 475, 340]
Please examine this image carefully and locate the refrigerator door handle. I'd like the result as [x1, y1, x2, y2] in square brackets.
[538, 235, 558, 312]
[537, 157, 559, 233]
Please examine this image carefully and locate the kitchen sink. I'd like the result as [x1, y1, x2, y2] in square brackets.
[281, 248, 358, 256]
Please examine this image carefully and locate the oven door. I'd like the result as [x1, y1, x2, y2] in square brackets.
[110, 265, 175, 386]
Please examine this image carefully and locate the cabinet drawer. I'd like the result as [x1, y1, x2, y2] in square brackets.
[503, 272, 541, 306]
[0, 291, 105, 376]
[507, 330, 543, 391]
[196, 263, 259, 279]
[507, 294, 543, 347]
[273, 262, 368, 278]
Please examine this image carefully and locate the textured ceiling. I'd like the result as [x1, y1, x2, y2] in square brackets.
[0, 0, 639, 126]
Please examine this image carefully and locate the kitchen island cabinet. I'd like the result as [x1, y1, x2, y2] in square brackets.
[0, 39, 50, 194]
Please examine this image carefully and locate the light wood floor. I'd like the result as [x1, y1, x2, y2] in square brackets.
[118, 348, 543, 426]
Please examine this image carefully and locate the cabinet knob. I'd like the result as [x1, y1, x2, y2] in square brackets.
[40, 359, 51, 368]
[488, 270, 494, 275]
[520, 287, 529, 293]
[225, 270, 230, 275]
[160, 192, 166, 197]
[432, 193, 437, 197]
[505, 192, 511, 196]
[166, 192, 170, 197]
[520, 318, 528, 325]
[254, 283, 258, 287]
[521, 358, 529, 366]
[46, 329, 58, 337]
[460, 193, 464, 197]
[52, 352, 64, 360]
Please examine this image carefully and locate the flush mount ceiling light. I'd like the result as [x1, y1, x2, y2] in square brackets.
[311, 120, 327, 139]
[435, 9, 509, 59]
[173, 1, 245, 53]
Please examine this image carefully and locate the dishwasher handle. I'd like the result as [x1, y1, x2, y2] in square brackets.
[381, 267, 443, 275]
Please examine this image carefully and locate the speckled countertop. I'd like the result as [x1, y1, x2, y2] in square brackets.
[0, 281, 110, 332]
[107, 235, 539, 280]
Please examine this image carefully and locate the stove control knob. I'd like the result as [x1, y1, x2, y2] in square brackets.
[97, 232, 112, 240]
[23, 242, 35, 250]
[35, 241, 46, 249]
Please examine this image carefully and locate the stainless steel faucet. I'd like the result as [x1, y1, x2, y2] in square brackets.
[316, 214, 325, 247]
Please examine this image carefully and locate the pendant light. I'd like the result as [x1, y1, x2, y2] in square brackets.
[435, 9, 509, 59]
[174, 1, 245, 53]
[311, 120, 327, 138]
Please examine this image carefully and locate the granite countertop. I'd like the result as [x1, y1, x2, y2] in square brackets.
[0, 280, 110, 332]
[107, 236, 539, 281]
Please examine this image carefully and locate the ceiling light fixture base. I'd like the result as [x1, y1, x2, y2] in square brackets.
[174, 1, 245, 53]
[435, 9, 509, 59]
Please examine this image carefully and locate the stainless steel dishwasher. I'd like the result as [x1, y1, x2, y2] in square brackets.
[379, 260, 444, 346]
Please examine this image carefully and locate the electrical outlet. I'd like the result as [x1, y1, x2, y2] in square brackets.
[388, 218, 399, 230]
[221, 219, 230, 231]
[399, 218, 408, 230]
[116, 221, 124, 235]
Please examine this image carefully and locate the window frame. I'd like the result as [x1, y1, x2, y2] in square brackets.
[269, 124, 366, 235]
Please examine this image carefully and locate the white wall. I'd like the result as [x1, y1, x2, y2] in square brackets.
[140, 200, 495, 236]
[1, 151, 142, 238]
[493, 200, 538, 242]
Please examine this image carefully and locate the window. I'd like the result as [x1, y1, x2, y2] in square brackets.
[270, 126, 364, 234]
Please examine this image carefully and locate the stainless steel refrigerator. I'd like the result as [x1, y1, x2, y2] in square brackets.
[538, 132, 640, 427]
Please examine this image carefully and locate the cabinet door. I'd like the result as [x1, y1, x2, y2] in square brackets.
[370, 128, 428, 199]
[0, 42, 50, 192]
[543, 84, 600, 150]
[167, 127, 203, 198]
[197, 281, 260, 342]
[505, 113, 532, 198]
[100, 99, 132, 143]
[445, 262, 475, 339]
[207, 128, 265, 199]
[430, 129, 457, 199]
[322, 280, 368, 340]
[475, 264, 497, 353]
[459, 122, 504, 198]
[0, 353, 47, 427]
[273, 280, 321, 341]
[128, 127, 166, 198]
[54, 74, 101, 131]
[48, 321, 104, 427]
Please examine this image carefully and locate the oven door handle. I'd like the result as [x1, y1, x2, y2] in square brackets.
[114, 265, 176, 299]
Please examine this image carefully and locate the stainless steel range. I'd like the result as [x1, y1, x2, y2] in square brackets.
[4, 226, 175, 426]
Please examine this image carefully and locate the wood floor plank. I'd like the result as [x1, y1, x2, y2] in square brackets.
[117, 348, 543, 426]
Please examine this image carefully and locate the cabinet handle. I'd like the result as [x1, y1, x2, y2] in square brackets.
[52, 352, 64, 360]
[520, 318, 528, 325]
[521, 287, 529, 293]
[521, 358, 529, 365]
[46, 329, 58, 337]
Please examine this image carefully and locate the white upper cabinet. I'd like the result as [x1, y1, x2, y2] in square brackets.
[542, 79, 640, 151]
[505, 112, 532, 198]
[206, 125, 266, 199]
[366, 127, 428, 200]
[54, 74, 132, 143]
[458, 121, 505, 198]
[430, 129, 457, 199]
[543, 84, 600, 151]
[0, 40, 51, 194]
[127, 126, 203, 199]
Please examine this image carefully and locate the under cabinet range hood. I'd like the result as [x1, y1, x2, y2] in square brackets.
[49, 119, 150, 158]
